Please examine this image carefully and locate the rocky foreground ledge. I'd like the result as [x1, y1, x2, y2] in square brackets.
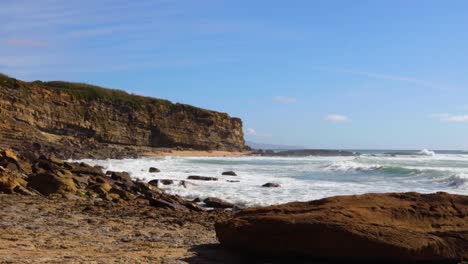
[0, 148, 467, 263]
[216, 192, 468, 263]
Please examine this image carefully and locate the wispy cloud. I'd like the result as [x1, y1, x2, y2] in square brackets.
[5, 38, 48, 47]
[245, 128, 257, 136]
[325, 114, 349, 122]
[430, 113, 468, 122]
[272, 96, 297, 104]
[245, 128, 272, 138]
[330, 68, 443, 90]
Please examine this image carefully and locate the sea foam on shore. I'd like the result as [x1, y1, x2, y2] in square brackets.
[76, 150, 468, 207]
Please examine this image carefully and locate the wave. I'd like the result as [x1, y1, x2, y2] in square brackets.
[416, 149, 436, 156]
[323, 162, 422, 175]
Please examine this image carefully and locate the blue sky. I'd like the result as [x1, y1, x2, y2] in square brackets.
[2, 0, 468, 149]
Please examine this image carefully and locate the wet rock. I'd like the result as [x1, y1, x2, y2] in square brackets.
[227, 180, 240, 183]
[160, 179, 174, 185]
[149, 167, 160, 173]
[192, 198, 201, 203]
[179, 180, 187, 188]
[261, 182, 280, 188]
[108, 171, 132, 182]
[148, 179, 159, 187]
[216, 192, 468, 263]
[204, 197, 236, 209]
[222, 171, 237, 176]
[148, 179, 174, 186]
[187, 176, 218, 181]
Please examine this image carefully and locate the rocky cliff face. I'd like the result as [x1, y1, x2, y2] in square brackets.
[0, 74, 245, 158]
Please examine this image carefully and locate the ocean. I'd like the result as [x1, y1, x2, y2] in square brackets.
[75, 149, 468, 207]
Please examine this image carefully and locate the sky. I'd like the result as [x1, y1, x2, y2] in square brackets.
[1, 0, 468, 150]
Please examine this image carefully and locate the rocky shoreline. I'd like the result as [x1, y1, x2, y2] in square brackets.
[0, 148, 467, 263]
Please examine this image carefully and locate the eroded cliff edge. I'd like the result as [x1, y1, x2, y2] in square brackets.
[0, 74, 245, 158]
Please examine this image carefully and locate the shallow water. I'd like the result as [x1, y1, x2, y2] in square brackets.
[75, 150, 468, 207]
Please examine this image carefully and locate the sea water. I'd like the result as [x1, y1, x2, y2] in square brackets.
[75, 150, 468, 207]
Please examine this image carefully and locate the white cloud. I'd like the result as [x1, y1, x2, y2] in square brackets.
[431, 114, 468, 122]
[245, 128, 272, 138]
[325, 114, 349, 122]
[272, 96, 297, 104]
[245, 128, 257, 136]
[327, 68, 443, 90]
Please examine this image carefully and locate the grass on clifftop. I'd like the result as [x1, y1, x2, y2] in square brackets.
[37, 81, 172, 108]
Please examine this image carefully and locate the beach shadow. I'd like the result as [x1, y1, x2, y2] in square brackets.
[183, 243, 244, 264]
[183, 244, 330, 264]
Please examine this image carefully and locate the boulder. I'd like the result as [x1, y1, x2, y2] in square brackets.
[108, 171, 132, 182]
[160, 179, 174, 185]
[27, 173, 77, 196]
[187, 175, 218, 181]
[148, 179, 174, 186]
[204, 197, 236, 209]
[72, 163, 105, 176]
[222, 171, 237, 176]
[261, 182, 280, 188]
[0, 169, 27, 194]
[149, 167, 160, 173]
[148, 179, 159, 187]
[215, 192, 468, 263]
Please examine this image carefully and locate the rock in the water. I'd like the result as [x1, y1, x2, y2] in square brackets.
[215, 192, 468, 263]
[261, 182, 280, 188]
[148, 179, 174, 186]
[160, 179, 174, 185]
[148, 179, 159, 187]
[187, 175, 218, 181]
[227, 180, 240, 183]
[149, 167, 160, 173]
[204, 197, 236, 209]
[222, 171, 237, 176]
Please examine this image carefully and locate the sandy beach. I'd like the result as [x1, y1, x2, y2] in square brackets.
[143, 150, 252, 157]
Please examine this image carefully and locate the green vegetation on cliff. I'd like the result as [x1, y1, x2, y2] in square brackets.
[36, 81, 172, 108]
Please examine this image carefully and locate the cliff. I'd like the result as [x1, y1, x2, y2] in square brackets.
[0, 74, 245, 158]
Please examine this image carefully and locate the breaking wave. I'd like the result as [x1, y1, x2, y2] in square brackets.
[75, 151, 468, 206]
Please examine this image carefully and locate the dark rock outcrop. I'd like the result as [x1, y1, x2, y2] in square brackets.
[0, 74, 245, 159]
[107, 171, 132, 182]
[187, 176, 218, 181]
[0, 148, 202, 211]
[149, 167, 160, 173]
[215, 192, 468, 263]
[222, 171, 237, 176]
[204, 197, 236, 209]
[261, 182, 280, 188]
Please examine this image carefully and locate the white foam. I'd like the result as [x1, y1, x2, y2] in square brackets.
[73, 154, 468, 207]
[417, 149, 436, 156]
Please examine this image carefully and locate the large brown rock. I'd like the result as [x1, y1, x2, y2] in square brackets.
[0, 168, 27, 194]
[216, 192, 468, 263]
[204, 197, 236, 209]
[27, 172, 78, 196]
